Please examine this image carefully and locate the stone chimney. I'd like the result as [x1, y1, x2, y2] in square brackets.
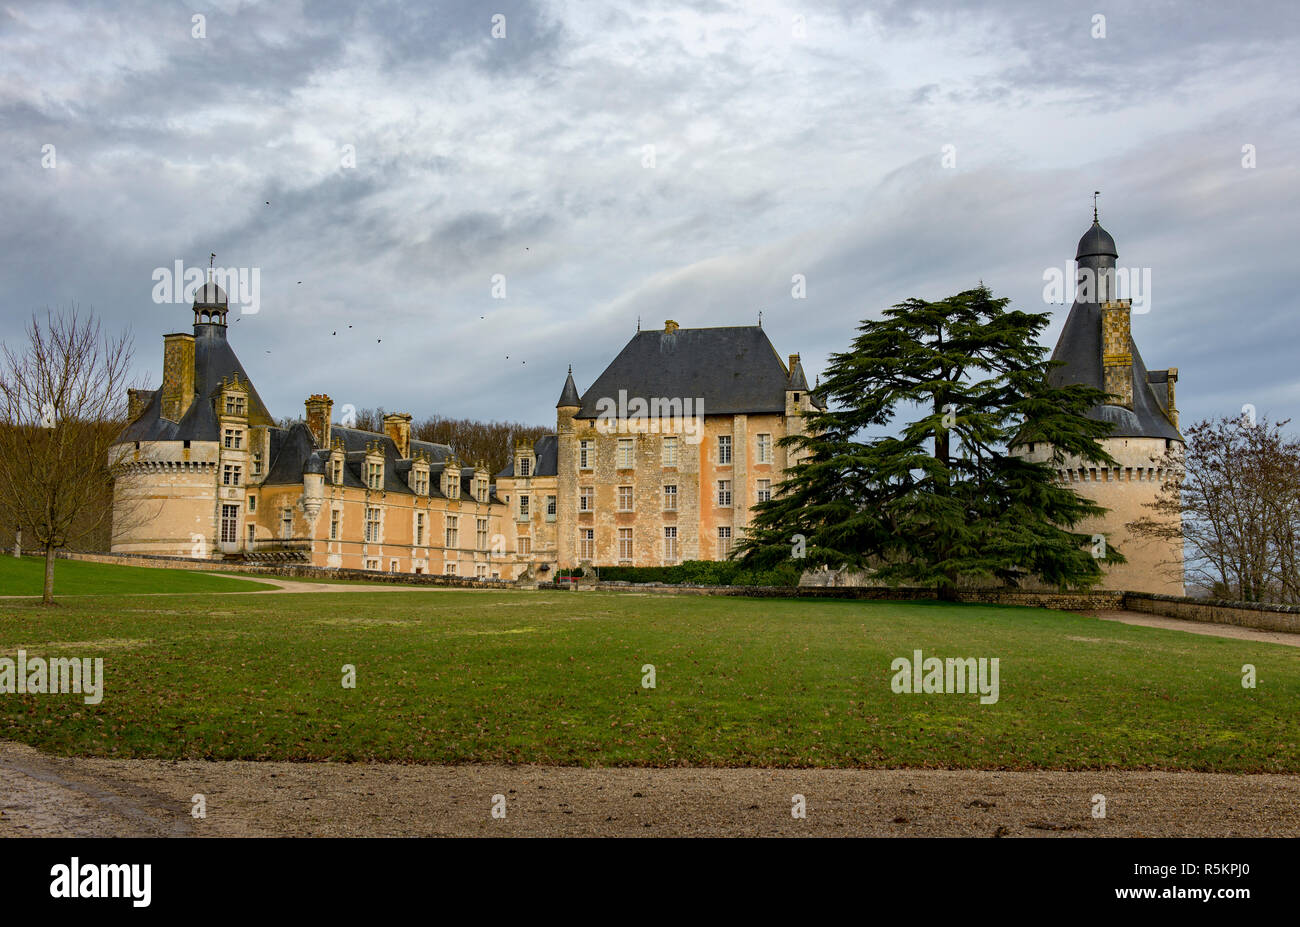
[127, 388, 150, 422]
[1165, 368, 1178, 428]
[383, 412, 413, 459]
[160, 333, 195, 423]
[665, 319, 679, 333]
[788, 353, 800, 373]
[1100, 299, 1133, 409]
[304, 394, 333, 448]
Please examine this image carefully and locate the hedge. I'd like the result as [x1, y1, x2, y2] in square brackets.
[555, 560, 801, 587]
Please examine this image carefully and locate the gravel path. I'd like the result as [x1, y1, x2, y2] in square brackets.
[1085, 609, 1300, 647]
[2, 741, 1296, 838]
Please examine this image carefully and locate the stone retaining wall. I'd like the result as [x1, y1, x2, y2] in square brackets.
[1122, 592, 1300, 634]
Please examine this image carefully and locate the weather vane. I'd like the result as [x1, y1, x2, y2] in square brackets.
[1092, 191, 1100, 222]
[209, 252, 216, 283]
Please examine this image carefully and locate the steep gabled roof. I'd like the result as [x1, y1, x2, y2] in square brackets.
[117, 323, 274, 443]
[575, 325, 793, 418]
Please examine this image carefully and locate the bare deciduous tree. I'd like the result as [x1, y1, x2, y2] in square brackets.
[1131, 414, 1300, 603]
[0, 309, 135, 604]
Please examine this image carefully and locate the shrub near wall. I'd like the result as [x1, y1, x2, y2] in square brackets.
[563, 560, 803, 587]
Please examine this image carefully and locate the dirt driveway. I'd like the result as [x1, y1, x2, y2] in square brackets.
[2, 741, 1296, 838]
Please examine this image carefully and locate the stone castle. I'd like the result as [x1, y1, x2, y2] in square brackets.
[1012, 217, 1184, 594]
[110, 216, 1184, 592]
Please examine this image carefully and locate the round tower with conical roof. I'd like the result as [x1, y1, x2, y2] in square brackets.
[1014, 216, 1185, 595]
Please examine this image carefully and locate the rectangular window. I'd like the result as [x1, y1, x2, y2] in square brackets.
[444, 562, 457, 576]
[224, 396, 245, 416]
[366, 558, 380, 571]
[664, 526, 678, 563]
[618, 438, 634, 468]
[546, 495, 557, 517]
[618, 486, 633, 511]
[718, 435, 732, 465]
[330, 509, 341, 540]
[366, 461, 383, 490]
[519, 457, 531, 477]
[519, 494, 530, 517]
[222, 464, 241, 486]
[332, 459, 343, 485]
[662, 436, 678, 467]
[579, 440, 593, 470]
[415, 512, 425, 546]
[414, 470, 429, 495]
[717, 480, 731, 507]
[476, 517, 488, 550]
[280, 507, 293, 539]
[365, 506, 381, 543]
[220, 504, 239, 544]
[718, 526, 732, 557]
[445, 515, 459, 548]
[252, 451, 263, 475]
[757, 479, 771, 503]
[476, 564, 487, 579]
[618, 528, 633, 562]
[757, 433, 772, 464]
[389, 559, 399, 573]
[247, 524, 255, 544]
[579, 528, 594, 560]
[247, 495, 256, 513]
[579, 486, 593, 512]
[663, 484, 677, 511]
[518, 535, 531, 556]
[223, 428, 242, 449]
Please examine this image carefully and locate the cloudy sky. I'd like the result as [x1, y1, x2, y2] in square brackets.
[2, 0, 1297, 431]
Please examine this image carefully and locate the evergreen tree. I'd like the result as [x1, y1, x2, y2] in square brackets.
[736, 285, 1122, 597]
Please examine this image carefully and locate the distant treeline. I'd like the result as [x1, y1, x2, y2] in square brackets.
[277, 408, 551, 477]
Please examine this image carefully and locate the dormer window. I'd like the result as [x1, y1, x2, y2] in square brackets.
[224, 396, 246, 416]
[366, 460, 383, 490]
[223, 428, 242, 449]
[252, 451, 263, 475]
[444, 471, 460, 499]
[792, 393, 800, 403]
[519, 457, 531, 477]
[412, 465, 430, 496]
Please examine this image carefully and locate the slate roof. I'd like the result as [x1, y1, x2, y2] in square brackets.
[117, 323, 275, 442]
[574, 325, 795, 418]
[496, 433, 558, 478]
[557, 368, 581, 408]
[1048, 221, 1181, 441]
[259, 422, 501, 501]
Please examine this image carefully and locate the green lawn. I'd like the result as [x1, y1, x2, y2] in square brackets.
[1, 587, 1296, 771]
[0, 555, 276, 596]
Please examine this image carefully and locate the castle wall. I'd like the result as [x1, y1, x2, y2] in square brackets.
[503, 410, 793, 571]
[1018, 436, 1184, 595]
[110, 441, 219, 557]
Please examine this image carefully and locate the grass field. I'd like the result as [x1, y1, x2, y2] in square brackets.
[0, 556, 277, 596]
[1, 582, 1297, 771]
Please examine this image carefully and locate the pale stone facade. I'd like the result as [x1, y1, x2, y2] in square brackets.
[496, 322, 817, 576]
[110, 284, 518, 578]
